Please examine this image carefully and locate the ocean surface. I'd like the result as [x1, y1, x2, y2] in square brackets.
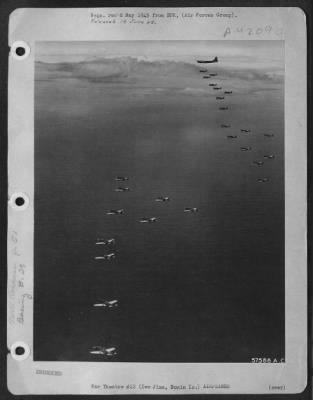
[34, 52, 284, 362]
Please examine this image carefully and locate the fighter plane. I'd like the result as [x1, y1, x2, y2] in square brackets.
[115, 187, 130, 192]
[96, 238, 116, 245]
[140, 217, 158, 223]
[115, 176, 129, 181]
[264, 133, 275, 137]
[106, 209, 124, 215]
[257, 177, 269, 183]
[216, 96, 224, 100]
[94, 253, 116, 261]
[93, 299, 118, 308]
[89, 346, 117, 357]
[219, 106, 229, 110]
[197, 57, 218, 63]
[252, 160, 264, 166]
[241, 129, 251, 133]
[240, 146, 252, 151]
[224, 91, 233, 94]
[227, 135, 237, 139]
[221, 124, 231, 128]
[263, 154, 275, 159]
[155, 196, 170, 202]
[184, 207, 198, 213]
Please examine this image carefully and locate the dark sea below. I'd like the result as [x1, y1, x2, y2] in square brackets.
[34, 68, 284, 362]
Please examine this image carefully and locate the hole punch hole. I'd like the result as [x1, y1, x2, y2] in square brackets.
[15, 47, 26, 57]
[15, 346, 25, 356]
[15, 197, 25, 207]
[10, 342, 30, 361]
[9, 192, 29, 211]
[11, 41, 30, 60]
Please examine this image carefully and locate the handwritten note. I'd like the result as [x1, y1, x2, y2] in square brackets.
[8, 230, 32, 326]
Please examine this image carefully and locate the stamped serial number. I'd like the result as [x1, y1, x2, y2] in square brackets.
[251, 357, 285, 363]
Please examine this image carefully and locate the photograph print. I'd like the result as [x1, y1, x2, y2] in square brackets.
[34, 40, 285, 363]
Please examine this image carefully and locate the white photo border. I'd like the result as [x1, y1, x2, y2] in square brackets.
[7, 7, 307, 395]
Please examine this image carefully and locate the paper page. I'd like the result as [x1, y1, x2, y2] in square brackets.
[7, 7, 307, 395]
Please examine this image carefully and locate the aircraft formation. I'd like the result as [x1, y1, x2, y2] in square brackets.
[198, 56, 276, 184]
[91, 167, 199, 357]
[89, 55, 277, 358]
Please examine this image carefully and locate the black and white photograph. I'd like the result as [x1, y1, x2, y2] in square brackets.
[34, 40, 285, 363]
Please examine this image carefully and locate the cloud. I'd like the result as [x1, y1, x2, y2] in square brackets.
[36, 57, 203, 81]
[216, 65, 284, 84]
[36, 58, 128, 83]
[35, 55, 283, 89]
[180, 87, 207, 95]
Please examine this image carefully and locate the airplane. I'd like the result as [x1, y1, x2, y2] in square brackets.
[106, 209, 124, 215]
[155, 196, 170, 202]
[140, 217, 158, 223]
[219, 106, 229, 110]
[264, 133, 274, 137]
[240, 146, 252, 151]
[89, 346, 117, 357]
[93, 299, 118, 308]
[241, 129, 251, 133]
[199, 69, 208, 73]
[197, 57, 218, 64]
[104, 253, 115, 260]
[263, 154, 275, 159]
[252, 160, 264, 166]
[184, 207, 198, 213]
[227, 135, 237, 139]
[202, 76, 210, 79]
[104, 347, 117, 357]
[96, 238, 116, 245]
[94, 253, 116, 261]
[221, 124, 231, 128]
[224, 91, 232, 94]
[209, 83, 217, 86]
[115, 187, 130, 192]
[115, 176, 129, 181]
[209, 73, 218, 76]
[213, 87, 222, 90]
[257, 177, 269, 183]
[216, 96, 224, 100]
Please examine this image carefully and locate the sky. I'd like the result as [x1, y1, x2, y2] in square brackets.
[36, 41, 283, 62]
